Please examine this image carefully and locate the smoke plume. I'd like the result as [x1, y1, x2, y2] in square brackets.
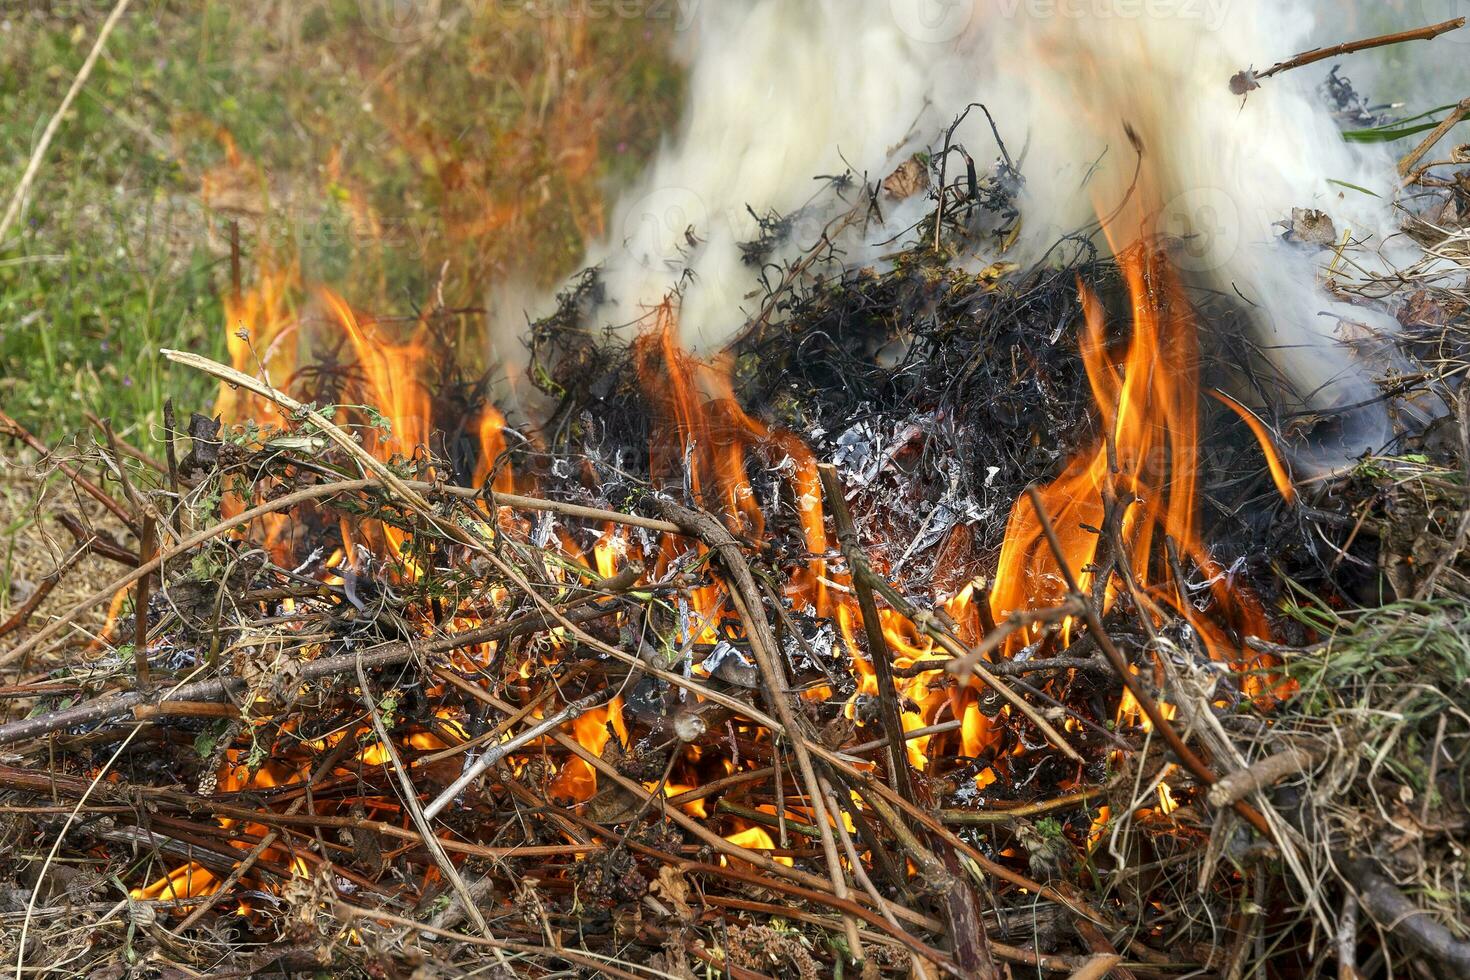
[532, 0, 1457, 453]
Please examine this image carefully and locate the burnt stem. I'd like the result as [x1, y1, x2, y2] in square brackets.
[162, 398, 183, 538]
[132, 516, 157, 691]
[817, 463, 915, 801]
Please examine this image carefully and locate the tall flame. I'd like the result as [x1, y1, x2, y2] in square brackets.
[179, 126, 1302, 918]
[327, 290, 434, 467]
[634, 303, 828, 617]
[989, 236, 1272, 677]
[215, 264, 299, 426]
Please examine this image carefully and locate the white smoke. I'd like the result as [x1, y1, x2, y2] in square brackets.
[546, 0, 1444, 446]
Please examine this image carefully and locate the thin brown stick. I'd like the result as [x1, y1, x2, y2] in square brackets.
[334, 901, 650, 980]
[0, 544, 89, 641]
[820, 777, 939, 980]
[665, 765, 774, 806]
[97, 418, 147, 522]
[1066, 954, 1123, 980]
[655, 498, 864, 956]
[932, 841, 1000, 980]
[818, 464, 915, 799]
[84, 412, 166, 474]
[1232, 18, 1465, 93]
[864, 575, 1081, 762]
[354, 651, 490, 937]
[1206, 745, 1324, 809]
[133, 517, 156, 691]
[54, 513, 137, 568]
[474, 486, 680, 534]
[715, 800, 822, 839]
[162, 398, 183, 538]
[421, 692, 604, 821]
[1067, 901, 1139, 980]
[0, 478, 377, 668]
[939, 787, 1107, 824]
[845, 719, 963, 754]
[0, 408, 139, 535]
[1401, 98, 1470, 180]
[0, 596, 623, 746]
[130, 701, 242, 721]
[804, 736, 1135, 945]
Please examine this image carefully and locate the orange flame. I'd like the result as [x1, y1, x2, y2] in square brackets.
[326, 290, 433, 467]
[724, 825, 794, 867]
[548, 698, 628, 803]
[634, 304, 829, 625]
[988, 236, 1273, 682]
[473, 403, 516, 494]
[173, 118, 1300, 916]
[215, 264, 300, 426]
[1208, 389, 1297, 506]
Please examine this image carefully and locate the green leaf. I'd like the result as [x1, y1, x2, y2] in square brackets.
[1342, 105, 1463, 144]
[1326, 179, 1380, 198]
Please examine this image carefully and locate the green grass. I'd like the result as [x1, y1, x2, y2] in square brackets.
[0, 1, 681, 443]
[0, 11, 211, 436]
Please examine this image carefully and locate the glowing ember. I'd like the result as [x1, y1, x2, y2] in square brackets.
[723, 826, 793, 867]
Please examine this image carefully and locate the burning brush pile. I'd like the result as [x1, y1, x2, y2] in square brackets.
[5, 91, 1470, 980]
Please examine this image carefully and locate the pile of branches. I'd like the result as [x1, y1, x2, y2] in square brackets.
[0, 341, 1315, 978]
[0, 324, 1425, 980]
[1, 90, 1469, 978]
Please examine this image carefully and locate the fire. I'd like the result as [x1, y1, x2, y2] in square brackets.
[988, 239, 1273, 675]
[216, 264, 299, 426]
[1157, 778, 1180, 816]
[130, 744, 312, 904]
[633, 304, 831, 663]
[327, 290, 433, 468]
[592, 525, 622, 580]
[473, 403, 516, 494]
[549, 698, 629, 802]
[629, 303, 1020, 774]
[723, 826, 794, 867]
[634, 305, 766, 539]
[210, 261, 302, 562]
[1208, 388, 1298, 506]
[175, 148, 1295, 927]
